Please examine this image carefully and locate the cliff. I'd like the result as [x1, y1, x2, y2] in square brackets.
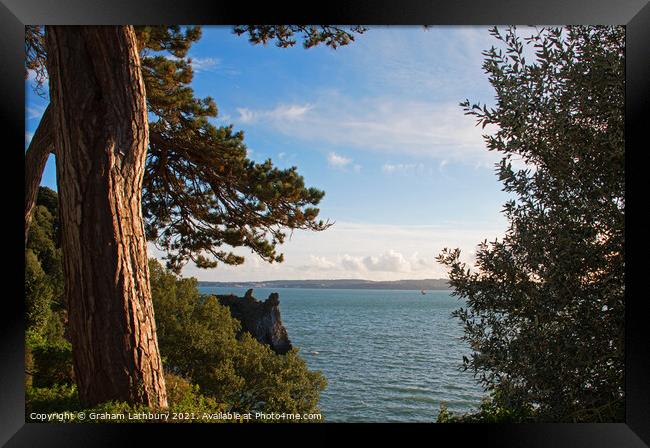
[215, 289, 292, 355]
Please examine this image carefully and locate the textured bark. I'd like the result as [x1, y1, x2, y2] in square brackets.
[45, 26, 167, 407]
[24, 104, 54, 244]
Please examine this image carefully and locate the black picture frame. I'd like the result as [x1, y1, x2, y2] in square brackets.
[3, 0, 648, 445]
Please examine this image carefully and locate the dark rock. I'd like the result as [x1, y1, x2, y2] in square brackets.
[216, 290, 292, 354]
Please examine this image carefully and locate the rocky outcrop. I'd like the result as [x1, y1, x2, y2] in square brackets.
[216, 289, 292, 354]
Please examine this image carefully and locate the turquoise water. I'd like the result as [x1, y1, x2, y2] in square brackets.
[198, 287, 485, 422]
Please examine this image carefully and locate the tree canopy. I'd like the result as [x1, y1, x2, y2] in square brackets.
[25, 25, 366, 273]
[437, 25, 625, 422]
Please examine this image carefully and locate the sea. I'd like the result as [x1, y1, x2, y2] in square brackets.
[197, 287, 485, 423]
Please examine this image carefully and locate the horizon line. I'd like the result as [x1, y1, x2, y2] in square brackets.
[196, 277, 450, 283]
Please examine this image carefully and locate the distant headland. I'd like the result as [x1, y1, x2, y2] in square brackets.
[198, 278, 451, 290]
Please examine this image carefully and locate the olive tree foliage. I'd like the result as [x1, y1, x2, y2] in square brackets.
[25, 25, 366, 273]
[437, 26, 624, 422]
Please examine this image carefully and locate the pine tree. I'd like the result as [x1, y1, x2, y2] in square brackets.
[24, 25, 365, 407]
[26, 25, 365, 270]
[46, 26, 168, 407]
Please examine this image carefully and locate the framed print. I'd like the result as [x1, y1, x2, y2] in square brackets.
[3, 0, 648, 445]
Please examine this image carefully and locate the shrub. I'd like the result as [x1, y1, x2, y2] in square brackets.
[437, 395, 535, 423]
[26, 373, 229, 423]
[26, 384, 80, 416]
[164, 373, 228, 419]
[149, 259, 327, 416]
[30, 341, 74, 388]
[25, 249, 54, 336]
[25, 205, 327, 422]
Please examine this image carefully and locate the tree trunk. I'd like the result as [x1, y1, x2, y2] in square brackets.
[45, 26, 167, 408]
[24, 104, 54, 244]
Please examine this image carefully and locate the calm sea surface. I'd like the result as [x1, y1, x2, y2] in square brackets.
[197, 287, 485, 422]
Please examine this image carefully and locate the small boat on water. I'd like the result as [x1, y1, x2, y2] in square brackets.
[420, 289, 427, 295]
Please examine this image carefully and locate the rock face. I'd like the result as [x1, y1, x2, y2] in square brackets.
[216, 289, 292, 354]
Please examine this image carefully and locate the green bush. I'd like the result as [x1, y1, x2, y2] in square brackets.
[26, 373, 230, 423]
[164, 373, 228, 419]
[437, 392, 535, 423]
[26, 384, 80, 416]
[220, 333, 326, 415]
[30, 341, 74, 388]
[26, 259, 327, 421]
[27, 200, 64, 305]
[25, 249, 54, 337]
[25, 187, 326, 421]
[149, 258, 327, 417]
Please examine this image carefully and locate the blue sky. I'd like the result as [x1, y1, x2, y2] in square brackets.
[26, 26, 513, 281]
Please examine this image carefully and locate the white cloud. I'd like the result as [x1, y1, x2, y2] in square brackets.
[317, 250, 434, 274]
[340, 26, 494, 104]
[278, 104, 312, 120]
[236, 94, 500, 166]
[173, 218, 506, 282]
[189, 56, 220, 72]
[363, 250, 410, 272]
[382, 163, 426, 175]
[327, 152, 352, 169]
[236, 104, 312, 124]
[291, 248, 450, 276]
[224, 27, 509, 168]
[340, 254, 366, 272]
[237, 108, 255, 123]
[307, 255, 337, 270]
[167, 53, 241, 77]
[27, 104, 46, 120]
[223, 34, 501, 174]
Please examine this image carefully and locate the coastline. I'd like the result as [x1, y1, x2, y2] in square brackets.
[197, 278, 451, 291]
